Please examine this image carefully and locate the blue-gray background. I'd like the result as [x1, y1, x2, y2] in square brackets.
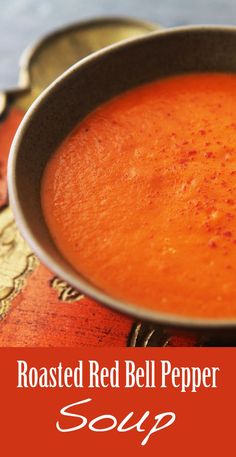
[1, 0, 236, 89]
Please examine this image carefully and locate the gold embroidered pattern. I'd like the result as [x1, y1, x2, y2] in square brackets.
[0, 207, 39, 319]
[50, 277, 84, 302]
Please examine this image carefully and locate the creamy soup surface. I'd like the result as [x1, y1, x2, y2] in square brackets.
[41, 73, 236, 319]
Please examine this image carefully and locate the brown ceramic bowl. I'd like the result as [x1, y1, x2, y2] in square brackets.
[8, 25, 236, 336]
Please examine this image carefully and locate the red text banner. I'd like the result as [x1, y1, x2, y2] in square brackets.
[0, 348, 234, 456]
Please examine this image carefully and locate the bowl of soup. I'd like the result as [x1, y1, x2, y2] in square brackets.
[8, 25, 236, 334]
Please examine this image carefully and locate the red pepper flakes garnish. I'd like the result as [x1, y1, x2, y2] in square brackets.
[208, 239, 217, 248]
[225, 198, 234, 205]
[188, 150, 197, 156]
[223, 231, 232, 237]
[204, 151, 215, 158]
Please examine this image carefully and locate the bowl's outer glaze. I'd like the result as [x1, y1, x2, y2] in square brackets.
[8, 26, 236, 332]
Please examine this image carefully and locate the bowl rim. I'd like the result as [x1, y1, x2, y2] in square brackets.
[8, 24, 236, 331]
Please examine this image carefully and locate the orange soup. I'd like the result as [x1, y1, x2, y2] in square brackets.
[41, 73, 236, 319]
